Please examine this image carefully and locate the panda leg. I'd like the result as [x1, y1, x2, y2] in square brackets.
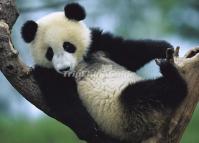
[90, 28, 174, 71]
[155, 48, 181, 80]
[120, 48, 187, 108]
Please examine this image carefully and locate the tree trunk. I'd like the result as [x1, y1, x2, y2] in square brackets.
[0, 0, 199, 143]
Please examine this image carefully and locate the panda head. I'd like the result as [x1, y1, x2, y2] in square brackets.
[21, 3, 91, 74]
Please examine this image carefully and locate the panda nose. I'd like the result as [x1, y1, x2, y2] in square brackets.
[59, 67, 70, 72]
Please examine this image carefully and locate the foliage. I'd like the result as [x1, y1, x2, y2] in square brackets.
[0, 116, 85, 143]
[181, 107, 199, 143]
[0, 111, 199, 143]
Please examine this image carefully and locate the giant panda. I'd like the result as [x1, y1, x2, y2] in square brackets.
[21, 3, 187, 143]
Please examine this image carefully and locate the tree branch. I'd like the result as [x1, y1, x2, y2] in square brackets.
[167, 50, 199, 143]
[0, 0, 77, 138]
[0, 0, 199, 143]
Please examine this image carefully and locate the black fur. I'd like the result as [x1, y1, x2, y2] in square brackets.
[32, 68, 132, 143]
[64, 3, 86, 21]
[120, 60, 187, 110]
[63, 42, 76, 53]
[45, 47, 54, 61]
[22, 3, 188, 142]
[89, 28, 174, 71]
[21, 20, 38, 43]
[87, 32, 187, 142]
[32, 66, 98, 141]
[119, 59, 187, 142]
[88, 28, 187, 109]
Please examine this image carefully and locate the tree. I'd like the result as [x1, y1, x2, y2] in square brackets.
[0, 0, 199, 142]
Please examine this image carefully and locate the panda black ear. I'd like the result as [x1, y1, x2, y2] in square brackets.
[21, 20, 38, 43]
[64, 3, 86, 21]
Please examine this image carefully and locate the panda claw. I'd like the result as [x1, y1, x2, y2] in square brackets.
[155, 48, 176, 67]
[155, 58, 168, 67]
[20, 67, 33, 78]
[174, 46, 180, 57]
[155, 59, 161, 66]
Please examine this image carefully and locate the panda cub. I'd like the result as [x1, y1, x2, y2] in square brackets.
[21, 3, 187, 143]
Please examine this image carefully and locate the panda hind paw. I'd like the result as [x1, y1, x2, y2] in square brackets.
[155, 48, 179, 78]
[155, 48, 174, 65]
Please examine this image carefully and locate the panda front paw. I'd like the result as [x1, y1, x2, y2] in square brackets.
[155, 48, 178, 78]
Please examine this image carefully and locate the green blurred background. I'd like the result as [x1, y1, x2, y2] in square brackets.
[0, 0, 199, 142]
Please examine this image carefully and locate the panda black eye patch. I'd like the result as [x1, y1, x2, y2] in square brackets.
[63, 42, 76, 53]
[46, 47, 54, 61]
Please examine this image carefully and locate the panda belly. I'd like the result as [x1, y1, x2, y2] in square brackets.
[77, 65, 143, 140]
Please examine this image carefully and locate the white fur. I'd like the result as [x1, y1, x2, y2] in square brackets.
[77, 63, 143, 140]
[29, 12, 91, 70]
[52, 52, 77, 73]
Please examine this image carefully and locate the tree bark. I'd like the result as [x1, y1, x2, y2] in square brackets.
[0, 0, 199, 143]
